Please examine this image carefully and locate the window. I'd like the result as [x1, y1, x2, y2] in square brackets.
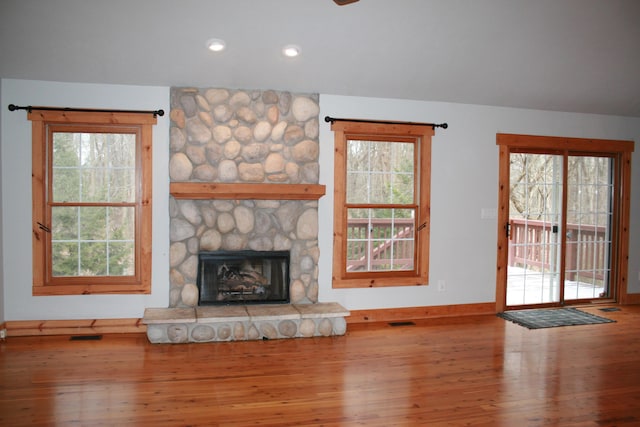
[331, 120, 433, 288]
[30, 110, 155, 295]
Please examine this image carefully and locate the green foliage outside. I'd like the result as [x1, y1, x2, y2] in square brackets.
[50, 132, 136, 277]
[345, 139, 417, 271]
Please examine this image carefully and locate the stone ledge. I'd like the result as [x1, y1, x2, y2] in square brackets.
[197, 305, 249, 323]
[294, 302, 349, 319]
[246, 304, 301, 321]
[143, 303, 350, 344]
[143, 307, 197, 324]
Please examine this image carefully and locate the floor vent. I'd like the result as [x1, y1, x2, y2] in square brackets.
[70, 335, 102, 341]
[388, 321, 416, 327]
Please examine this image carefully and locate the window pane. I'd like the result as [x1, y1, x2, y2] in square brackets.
[52, 242, 79, 276]
[52, 133, 80, 167]
[109, 242, 135, 275]
[50, 130, 138, 278]
[52, 169, 80, 202]
[346, 171, 368, 204]
[79, 207, 107, 240]
[110, 168, 136, 202]
[52, 131, 136, 203]
[51, 206, 78, 240]
[51, 206, 135, 277]
[52, 240, 135, 278]
[80, 242, 108, 276]
[81, 167, 108, 202]
[80, 134, 105, 167]
[346, 139, 414, 204]
[346, 240, 367, 272]
[109, 206, 135, 241]
[108, 133, 136, 168]
[346, 140, 369, 172]
[391, 173, 414, 204]
[369, 173, 389, 204]
[346, 208, 415, 272]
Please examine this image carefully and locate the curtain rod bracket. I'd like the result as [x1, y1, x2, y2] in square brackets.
[324, 116, 447, 129]
[8, 104, 164, 118]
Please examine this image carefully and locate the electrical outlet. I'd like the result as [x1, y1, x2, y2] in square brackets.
[0, 329, 6, 340]
[437, 280, 446, 292]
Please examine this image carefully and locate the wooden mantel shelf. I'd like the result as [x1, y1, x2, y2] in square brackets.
[170, 182, 326, 200]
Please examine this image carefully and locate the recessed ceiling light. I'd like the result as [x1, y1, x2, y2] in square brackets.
[206, 38, 226, 52]
[282, 44, 301, 58]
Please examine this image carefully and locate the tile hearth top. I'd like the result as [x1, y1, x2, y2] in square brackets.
[143, 303, 350, 325]
[196, 305, 249, 323]
[294, 302, 350, 318]
[143, 307, 197, 324]
[246, 304, 300, 321]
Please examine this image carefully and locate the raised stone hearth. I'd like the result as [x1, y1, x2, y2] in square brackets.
[143, 302, 349, 343]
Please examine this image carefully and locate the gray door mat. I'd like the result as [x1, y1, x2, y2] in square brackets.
[498, 307, 616, 329]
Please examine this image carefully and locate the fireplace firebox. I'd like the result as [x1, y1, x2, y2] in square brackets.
[197, 250, 290, 305]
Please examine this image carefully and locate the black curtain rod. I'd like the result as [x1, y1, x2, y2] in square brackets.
[7, 104, 164, 118]
[324, 116, 447, 129]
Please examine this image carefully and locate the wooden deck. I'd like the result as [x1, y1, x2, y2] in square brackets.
[2, 305, 640, 426]
[507, 266, 606, 306]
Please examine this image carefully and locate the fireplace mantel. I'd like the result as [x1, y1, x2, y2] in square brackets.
[170, 183, 326, 200]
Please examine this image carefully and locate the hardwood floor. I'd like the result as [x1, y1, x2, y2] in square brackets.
[2, 305, 640, 426]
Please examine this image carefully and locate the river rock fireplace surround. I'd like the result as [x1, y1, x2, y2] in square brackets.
[143, 87, 349, 343]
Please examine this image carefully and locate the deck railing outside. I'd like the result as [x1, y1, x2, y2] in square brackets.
[344, 217, 609, 281]
[508, 218, 608, 281]
[346, 218, 414, 271]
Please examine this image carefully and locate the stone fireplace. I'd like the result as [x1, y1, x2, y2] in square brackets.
[143, 87, 349, 343]
[167, 88, 323, 307]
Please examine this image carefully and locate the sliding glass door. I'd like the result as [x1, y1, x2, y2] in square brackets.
[563, 155, 613, 301]
[507, 153, 563, 306]
[496, 133, 633, 311]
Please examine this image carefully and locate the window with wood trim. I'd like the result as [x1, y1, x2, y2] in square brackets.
[331, 121, 433, 288]
[30, 110, 155, 295]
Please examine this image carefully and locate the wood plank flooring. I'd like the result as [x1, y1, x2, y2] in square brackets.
[2, 305, 640, 426]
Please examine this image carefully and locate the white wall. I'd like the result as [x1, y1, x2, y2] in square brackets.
[0, 81, 4, 325]
[1, 79, 639, 320]
[1, 79, 170, 320]
[318, 95, 640, 310]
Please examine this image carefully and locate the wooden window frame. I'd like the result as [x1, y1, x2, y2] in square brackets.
[331, 120, 433, 288]
[30, 110, 155, 295]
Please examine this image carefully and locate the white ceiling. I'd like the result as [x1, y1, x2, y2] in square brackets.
[2, 0, 640, 117]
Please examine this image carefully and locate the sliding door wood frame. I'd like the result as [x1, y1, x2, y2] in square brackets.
[495, 134, 634, 312]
